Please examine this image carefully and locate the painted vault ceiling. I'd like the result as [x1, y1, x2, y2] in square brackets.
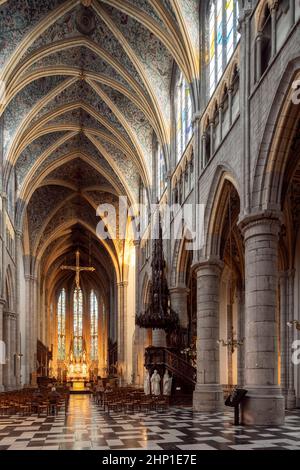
[0, 0, 200, 291]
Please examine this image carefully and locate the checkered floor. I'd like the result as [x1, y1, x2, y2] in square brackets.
[0, 395, 300, 450]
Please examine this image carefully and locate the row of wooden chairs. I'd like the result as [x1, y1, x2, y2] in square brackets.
[95, 387, 169, 413]
[0, 388, 69, 417]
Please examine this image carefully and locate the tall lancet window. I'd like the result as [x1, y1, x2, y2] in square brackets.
[208, 0, 240, 96]
[90, 290, 98, 360]
[73, 287, 83, 357]
[57, 289, 66, 360]
[176, 72, 193, 162]
[157, 143, 167, 199]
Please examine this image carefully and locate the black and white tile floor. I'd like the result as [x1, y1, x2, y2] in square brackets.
[0, 395, 300, 450]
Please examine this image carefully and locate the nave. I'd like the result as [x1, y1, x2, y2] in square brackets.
[1, 395, 300, 451]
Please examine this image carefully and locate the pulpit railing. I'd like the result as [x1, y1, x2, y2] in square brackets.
[145, 346, 196, 386]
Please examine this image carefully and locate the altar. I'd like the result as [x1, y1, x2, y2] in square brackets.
[66, 348, 89, 389]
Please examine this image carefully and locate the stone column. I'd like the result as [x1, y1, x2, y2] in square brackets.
[0, 298, 5, 391]
[256, 33, 263, 81]
[15, 230, 22, 388]
[3, 311, 16, 390]
[289, 0, 295, 27]
[132, 240, 141, 385]
[209, 121, 214, 160]
[117, 280, 128, 384]
[10, 312, 17, 389]
[227, 302, 234, 386]
[228, 88, 233, 127]
[218, 105, 223, 143]
[279, 271, 288, 406]
[169, 286, 189, 329]
[201, 133, 207, 169]
[193, 260, 224, 411]
[25, 274, 36, 385]
[240, 214, 284, 425]
[270, 3, 278, 58]
[236, 288, 245, 387]
[287, 269, 296, 409]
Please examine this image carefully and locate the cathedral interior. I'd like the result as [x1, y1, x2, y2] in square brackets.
[1, 0, 300, 452]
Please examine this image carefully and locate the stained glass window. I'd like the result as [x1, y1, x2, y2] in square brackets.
[157, 144, 167, 199]
[209, 1, 216, 96]
[90, 290, 98, 361]
[57, 289, 66, 360]
[208, 0, 240, 96]
[176, 72, 193, 162]
[73, 287, 83, 357]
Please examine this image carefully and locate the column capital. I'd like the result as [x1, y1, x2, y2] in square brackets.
[117, 281, 128, 288]
[238, 210, 282, 237]
[0, 298, 6, 306]
[3, 311, 17, 320]
[279, 270, 289, 280]
[192, 258, 224, 276]
[169, 285, 190, 296]
[24, 274, 38, 282]
[15, 229, 23, 240]
[192, 111, 201, 124]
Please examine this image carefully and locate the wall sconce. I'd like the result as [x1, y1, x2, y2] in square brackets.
[287, 320, 300, 331]
[217, 329, 244, 354]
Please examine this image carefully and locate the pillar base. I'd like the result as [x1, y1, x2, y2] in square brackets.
[286, 389, 296, 410]
[193, 384, 224, 412]
[241, 386, 285, 425]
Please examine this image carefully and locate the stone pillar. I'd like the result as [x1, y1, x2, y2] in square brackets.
[0, 298, 5, 391]
[3, 311, 16, 390]
[279, 271, 288, 406]
[218, 105, 223, 143]
[241, 215, 284, 425]
[236, 288, 245, 387]
[227, 302, 234, 386]
[169, 286, 189, 329]
[289, 0, 295, 27]
[209, 121, 214, 160]
[15, 230, 22, 388]
[256, 33, 263, 81]
[228, 88, 233, 127]
[25, 274, 37, 385]
[117, 280, 128, 384]
[193, 260, 224, 411]
[10, 312, 17, 389]
[270, 3, 278, 58]
[287, 269, 296, 409]
[201, 133, 207, 168]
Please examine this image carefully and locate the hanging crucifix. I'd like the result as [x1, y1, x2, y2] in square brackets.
[60, 249, 95, 289]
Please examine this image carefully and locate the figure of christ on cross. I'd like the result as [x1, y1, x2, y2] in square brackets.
[60, 250, 95, 289]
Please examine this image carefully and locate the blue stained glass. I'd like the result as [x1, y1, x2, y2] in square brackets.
[176, 72, 193, 161]
[73, 287, 83, 357]
[90, 290, 98, 361]
[57, 289, 66, 360]
[208, 0, 240, 96]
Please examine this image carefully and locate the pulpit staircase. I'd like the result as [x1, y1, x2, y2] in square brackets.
[145, 346, 196, 405]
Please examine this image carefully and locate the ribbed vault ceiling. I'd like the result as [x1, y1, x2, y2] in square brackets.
[0, 0, 199, 294]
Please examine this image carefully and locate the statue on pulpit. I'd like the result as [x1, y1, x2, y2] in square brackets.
[144, 368, 150, 395]
[151, 369, 161, 396]
[163, 370, 172, 396]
